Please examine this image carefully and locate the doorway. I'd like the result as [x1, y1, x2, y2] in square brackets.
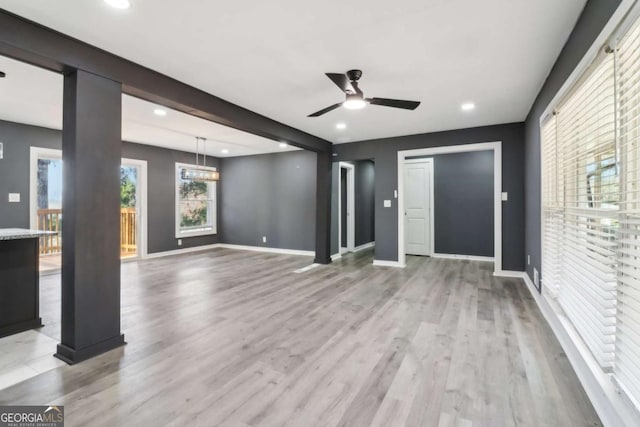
[404, 158, 433, 256]
[29, 147, 148, 271]
[397, 141, 503, 273]
[338, 162, 355, 254]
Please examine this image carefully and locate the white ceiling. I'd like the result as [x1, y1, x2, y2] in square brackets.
[0, 55, 298, 157]
[0, 0, 586, 144]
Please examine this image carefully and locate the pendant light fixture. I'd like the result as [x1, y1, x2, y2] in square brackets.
[181, 137, 220, 182]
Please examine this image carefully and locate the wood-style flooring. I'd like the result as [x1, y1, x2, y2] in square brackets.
[0, 248, 601, 426]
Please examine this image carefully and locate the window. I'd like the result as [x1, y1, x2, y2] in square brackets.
[541, 13, 640, 409]
[175, 162, 217, 238]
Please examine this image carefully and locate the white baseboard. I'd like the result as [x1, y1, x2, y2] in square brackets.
[432, 253, 494, 262]
[519, 272, 639, 426]
[494, 270, 525, 278]
[144, 244, 220, 259]
[354, 242, 375, 252]
[331, 253, 342, 261]
[372, 259, 405, 268]
[216, 243, 314, 257]
[145, 243, 314, 260]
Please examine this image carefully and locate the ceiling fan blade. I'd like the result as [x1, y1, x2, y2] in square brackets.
[326, 73, 355, 94]
[367, 97, 421, 110]
[307, 102, 343, 117]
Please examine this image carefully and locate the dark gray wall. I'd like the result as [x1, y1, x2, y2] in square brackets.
[330, 160, 376, 254]
[333, 122, 524, 271]
[354, 160, 375, 247]
[432, 151, 493, 257]
[0, 119, 220, 254]
[524, 0, 622, 283]
[341, 168, 347, 247]
[219, 150, 316, 251]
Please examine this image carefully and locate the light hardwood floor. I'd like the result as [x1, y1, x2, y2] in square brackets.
[0, 248, 601, 426]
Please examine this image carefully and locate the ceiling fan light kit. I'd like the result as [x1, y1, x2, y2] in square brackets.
[308, 69, 420, 117]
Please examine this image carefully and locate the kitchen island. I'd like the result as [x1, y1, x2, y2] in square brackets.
[0, 228, 51, 338]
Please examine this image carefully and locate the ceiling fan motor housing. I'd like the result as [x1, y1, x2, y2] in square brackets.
[346, 69, 362, 81]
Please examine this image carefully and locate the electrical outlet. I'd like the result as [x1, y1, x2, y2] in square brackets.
[527, 255, 530, 265]
[534, 268, 539, 288]
[177, 239, 182, 246]
[8, 193, 20, 203]
[262, 236, 267, 243]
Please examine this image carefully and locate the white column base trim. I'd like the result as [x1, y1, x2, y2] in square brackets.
[518, 272, 640, 427]
[331, 253, 342, 261]
[216, 243, 314, 257]
[372, 259, 406, 268]
[432, 253, 494, 262]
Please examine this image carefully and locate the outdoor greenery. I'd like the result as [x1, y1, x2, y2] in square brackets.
[179, 173, 210, 228]
[120, 167, 137, 208]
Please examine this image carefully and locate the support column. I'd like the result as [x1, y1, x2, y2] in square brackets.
[315, 151, 332, 264]
[55, 69, 125, 364]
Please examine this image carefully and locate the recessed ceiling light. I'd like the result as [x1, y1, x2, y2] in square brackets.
[279, 143, 288, 148]
[221, 149, 229, 154]
[104, 0, 131, 9]
[153, 108, 167, 116]
[461, 102, 475, 111]
[336, 123, 347, 130]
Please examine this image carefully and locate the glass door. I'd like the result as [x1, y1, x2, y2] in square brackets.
[31, 149, 147, 271]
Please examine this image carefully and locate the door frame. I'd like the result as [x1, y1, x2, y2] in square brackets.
[122, 157, 148, 259]
[29, 147, 149, 259]
[338, 162, 355, 253]
[29, 147, 62, 230]
[403, 158, 434, 256]
[397, 141, 503, 274]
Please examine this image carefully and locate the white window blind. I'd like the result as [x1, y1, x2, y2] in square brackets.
[541, 116, 562, 299]
[614, 16, 640, 408]
[549, 52, 618, 370]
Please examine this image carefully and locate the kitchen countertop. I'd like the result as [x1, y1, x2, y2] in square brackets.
[0, 228, 57, 240]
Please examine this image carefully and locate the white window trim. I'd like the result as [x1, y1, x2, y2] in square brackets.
[175, 162, 218, 239]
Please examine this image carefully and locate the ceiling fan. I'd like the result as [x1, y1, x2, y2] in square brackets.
[308, 69, 420, 117]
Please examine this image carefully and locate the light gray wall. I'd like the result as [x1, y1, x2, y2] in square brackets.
[524, 0, 621, 283]
[219, 150, 317, 251]
[0, 119, 220, 254]
[432, 151, 493, 257]
[333, 122, 524, 271]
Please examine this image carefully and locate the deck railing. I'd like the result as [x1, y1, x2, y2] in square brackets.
[37, 208, 137, 256]
[37, 208, 62, 255]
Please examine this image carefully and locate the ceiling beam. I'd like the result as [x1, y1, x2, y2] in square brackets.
[0, 9, 332, 153]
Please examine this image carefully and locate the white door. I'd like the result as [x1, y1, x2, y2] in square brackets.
[404, 160, 432, 256]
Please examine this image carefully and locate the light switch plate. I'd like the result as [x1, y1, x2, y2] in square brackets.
[0, 142, 3, 159]
[8, 193, 20, 203]
[383, 200, 392, 208]
[501, 192, 508, 201]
